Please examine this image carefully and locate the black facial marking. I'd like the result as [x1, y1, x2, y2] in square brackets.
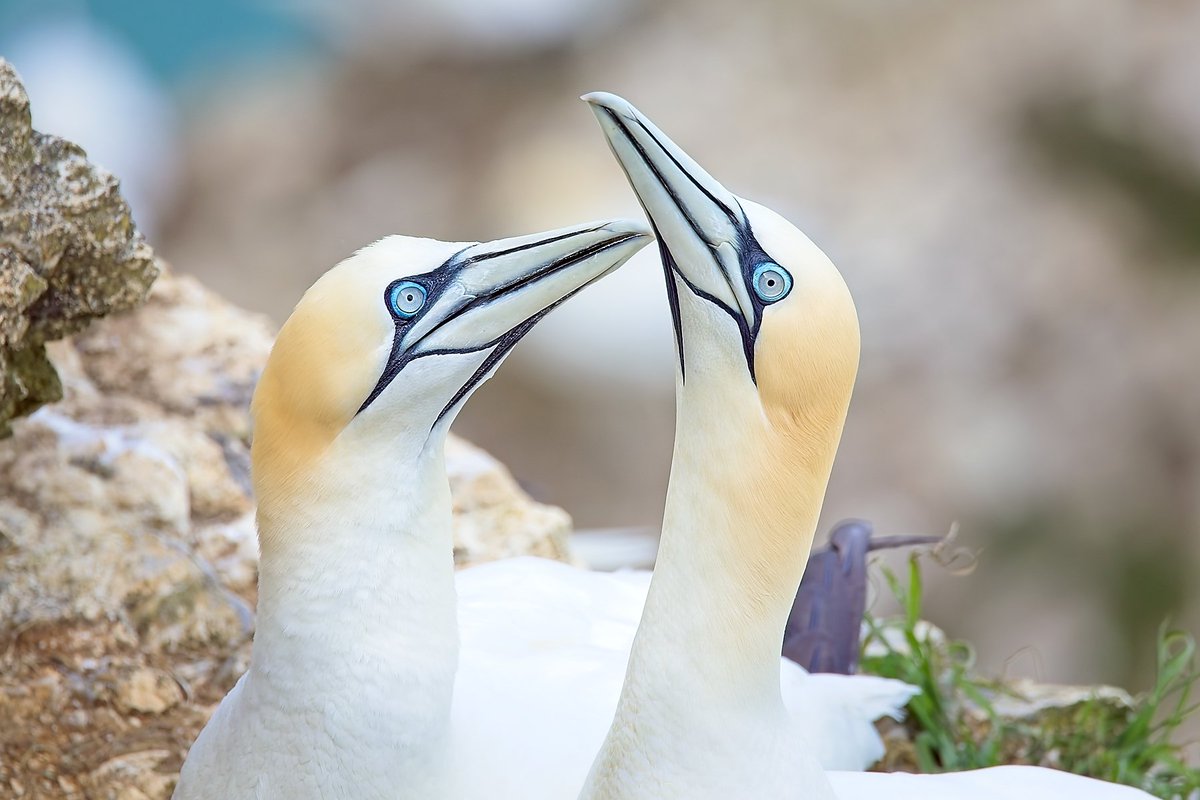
[667, 217, 775, 385]
[600, 107, 720, 269]
[357, 230, 641, 421]
[600, 108, 780, 383]
[434, 313, 543, 426]
[654, 224, 687, 381]
[357, 259, 459, 413]
[630, 115, 742, 222]
[455, 226, 601, 267]
[430, 250, 621, 426]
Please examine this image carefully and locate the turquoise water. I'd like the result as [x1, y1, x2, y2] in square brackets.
[0, 0, 319, 84]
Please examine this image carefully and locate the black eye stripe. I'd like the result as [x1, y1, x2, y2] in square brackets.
[359, 231, 634, 418]
[362, 254, 464, 411]
[663, 214, 783, 385]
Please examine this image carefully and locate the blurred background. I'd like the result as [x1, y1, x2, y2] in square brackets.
[2, 0, 1197, 713]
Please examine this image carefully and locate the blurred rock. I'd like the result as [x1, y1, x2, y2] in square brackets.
[448, 435, 572, 565]
[84, 750, 175, 800]
[114, 668, 184, 716]
[0, 58, 158, 437]
[0, 265, 574, 796]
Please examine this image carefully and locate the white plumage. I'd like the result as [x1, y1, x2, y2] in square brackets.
[535, 534, 1153, 799]
[451, 557, 916, 798]
[827, 766, 1155, 799]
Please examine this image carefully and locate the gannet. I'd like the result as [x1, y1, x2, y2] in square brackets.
[576, 91, 1152, 800]
[172, 220, 651, 800]
[445, 160, 914, 800]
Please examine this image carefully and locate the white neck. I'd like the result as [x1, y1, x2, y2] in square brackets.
[582, 327, 841, 799]
[247, 431, 458, 796]
[620, 386, 805, 709]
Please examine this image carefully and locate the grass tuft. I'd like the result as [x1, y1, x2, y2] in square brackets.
[860, 553, 1200, 799]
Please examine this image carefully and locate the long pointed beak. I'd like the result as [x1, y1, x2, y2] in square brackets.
[391, 219, 650, 421]
[358, 220, 650, 417]
[404, 219, 651, 355]
[583, 92, 758, 328]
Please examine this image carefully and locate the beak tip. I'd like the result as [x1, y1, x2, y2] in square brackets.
[581, 91, 635, 119]
[602, 218, 653, 241]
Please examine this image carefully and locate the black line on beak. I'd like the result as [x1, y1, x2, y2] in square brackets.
[629, 115, 742, 223]
[431, 251, 618, 426]
[457, 224, 608, 268]
[433, 313, 543, 427]
[358, 231, 642, 420]
[600, 107, 760, 383]
[651, 218, 687, 381]
[412, 231, 643, 357]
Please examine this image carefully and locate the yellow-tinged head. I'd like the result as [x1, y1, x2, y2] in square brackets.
[746, 200, 861, 444]
[250, 223, 651, 527]
[586, 92, 859, 449]
[586, 92, 860, 591]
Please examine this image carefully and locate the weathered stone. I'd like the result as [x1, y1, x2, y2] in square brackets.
[0, 266, 576, 796]
[967, 679, 1138, 770]
[114, 668, 184, 715]
[0, 58, 158, 436]
[448, 435, 573, 566]
[85, 750, 175, 800]
[985, 678, 1134, 722]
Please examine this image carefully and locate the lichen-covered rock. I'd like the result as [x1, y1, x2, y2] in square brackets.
[868, 622, 1139, 774]
[0, 58, 158, 436]
[968, 679, 1137, 771]
[0, 268, 574, 798]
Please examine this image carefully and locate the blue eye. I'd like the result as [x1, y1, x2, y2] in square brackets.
[752, 262, 792, 303]
[388, 281, 427, 318]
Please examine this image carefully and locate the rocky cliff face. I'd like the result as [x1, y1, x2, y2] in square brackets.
[0, 58, 158, 437]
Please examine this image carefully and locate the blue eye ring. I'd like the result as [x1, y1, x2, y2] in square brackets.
[387, 281, 427, 319]
[751, 262, 792, 303]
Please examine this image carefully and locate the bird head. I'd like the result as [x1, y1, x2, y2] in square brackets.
[250, 222, 651, 525]
[585, 93, 859, 449]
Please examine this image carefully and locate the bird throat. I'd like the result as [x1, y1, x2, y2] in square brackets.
[250, 436, 460, 787]
[628, 354, 846, 713]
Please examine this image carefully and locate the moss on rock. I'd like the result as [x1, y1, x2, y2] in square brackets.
[0, 58, 158, 436]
